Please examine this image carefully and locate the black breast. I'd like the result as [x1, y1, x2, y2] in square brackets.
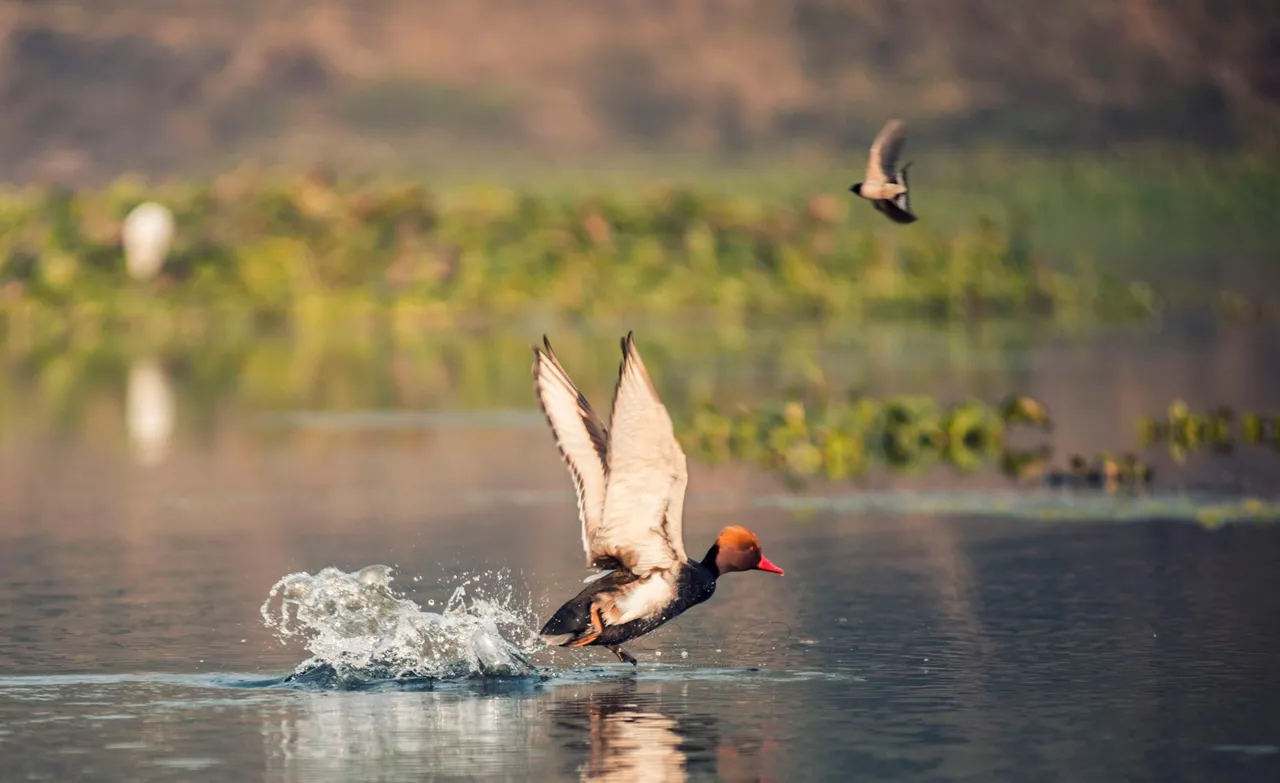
[674, 561, 718, 610]
[593, 562, 718, 647]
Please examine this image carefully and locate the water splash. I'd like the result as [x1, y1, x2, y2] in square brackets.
[260, 565, 541, 684]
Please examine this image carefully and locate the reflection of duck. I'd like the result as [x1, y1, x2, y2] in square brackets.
[534, 334, 784, 666]
[126, 357, 174, 466]
[553, 687, 689, 783]
[547, 682, 778, 783]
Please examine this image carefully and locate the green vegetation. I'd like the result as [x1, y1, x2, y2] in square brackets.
[2, 322, 1276, 526]
[679, 383, 1280, 492]
[680, 384, 1170, 492]
[681, 391, 1055, 482]
[10, 159, 1278, 346]
[1138, 402, 1280, 460]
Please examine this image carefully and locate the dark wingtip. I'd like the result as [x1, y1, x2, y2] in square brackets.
[533, 335, 552, 375]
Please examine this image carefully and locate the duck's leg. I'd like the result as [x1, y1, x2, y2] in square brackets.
[608, 645, 638, 666]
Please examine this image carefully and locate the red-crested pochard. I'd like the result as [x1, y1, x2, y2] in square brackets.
[532, 332, 784, 665]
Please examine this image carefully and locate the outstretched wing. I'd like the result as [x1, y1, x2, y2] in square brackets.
[874, 197, 918, 224]
[595, 332, 689, 575]
[532, 336, 612, 568]
[865, 118, 907, 183]
[876, 161, 918, 224]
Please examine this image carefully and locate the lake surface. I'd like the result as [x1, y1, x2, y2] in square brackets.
[1, 319, 1279, 782]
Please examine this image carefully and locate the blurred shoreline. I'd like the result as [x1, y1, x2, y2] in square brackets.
[3, 1, 1277, 183]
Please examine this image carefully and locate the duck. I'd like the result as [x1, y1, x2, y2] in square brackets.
[532, 332, 785, 666]
[849, 118, 917, 224]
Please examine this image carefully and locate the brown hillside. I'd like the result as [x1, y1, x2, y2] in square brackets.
[1, 1, 1277, 181]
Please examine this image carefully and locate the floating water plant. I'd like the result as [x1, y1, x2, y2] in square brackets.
[1045, 453, 1154, 491]
[1137, 401, 1279, 460]
[679, 391, 1054, 482]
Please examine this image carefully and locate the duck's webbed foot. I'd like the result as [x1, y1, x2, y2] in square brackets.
[608, 645, 638, 666]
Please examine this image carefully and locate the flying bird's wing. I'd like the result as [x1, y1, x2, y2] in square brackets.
[873, 198, 918, 224]
[895, 161, 913, 211]
[533, 336, 613, 568]
[865, 119, 907, 183]
[595, 333, 689, 575]
[871, 160, 918, 223]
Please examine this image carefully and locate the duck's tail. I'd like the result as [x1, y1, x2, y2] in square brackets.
[540, 595, 607, 648]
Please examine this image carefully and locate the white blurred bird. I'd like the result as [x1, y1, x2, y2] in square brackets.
[122, 202, 175, 282]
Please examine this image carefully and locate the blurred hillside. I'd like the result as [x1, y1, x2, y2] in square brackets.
[1, 0, 1278, 182]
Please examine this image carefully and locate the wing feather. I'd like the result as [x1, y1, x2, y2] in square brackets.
[532, 336, 611, 567]
[865, 118, 907, 183]
[596, 333, 689, 574]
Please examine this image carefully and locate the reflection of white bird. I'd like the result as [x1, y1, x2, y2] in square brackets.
[126, 358, 174, 467]
[121, 202, 175, 282]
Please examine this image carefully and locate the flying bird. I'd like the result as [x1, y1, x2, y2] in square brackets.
[849, 118, 917, 224]
[533, 332, 784, 666]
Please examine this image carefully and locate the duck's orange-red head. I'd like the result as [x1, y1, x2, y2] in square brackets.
[710, 525, 785, 576]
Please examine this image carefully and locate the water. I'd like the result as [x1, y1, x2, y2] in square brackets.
[2, 319, 1279, 782]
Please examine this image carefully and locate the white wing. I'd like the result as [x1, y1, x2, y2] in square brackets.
[865, 118, 907, 183]
[532, 336, 611, 567]
[595, 333, 689, 575]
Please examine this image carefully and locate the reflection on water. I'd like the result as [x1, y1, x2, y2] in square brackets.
[1, 319, 1279, 782]
[551, 684, 692, 782]
[125, 357, 175, 466]
[260, 680, 735, 782]
[261, 688, 548, 780]
[3, 319, 1279, 496]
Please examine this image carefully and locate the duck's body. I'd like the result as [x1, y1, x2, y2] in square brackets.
[540, 561, 718, 662]
[532, 333, 783, 665]
[850, 118, 918, 224]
